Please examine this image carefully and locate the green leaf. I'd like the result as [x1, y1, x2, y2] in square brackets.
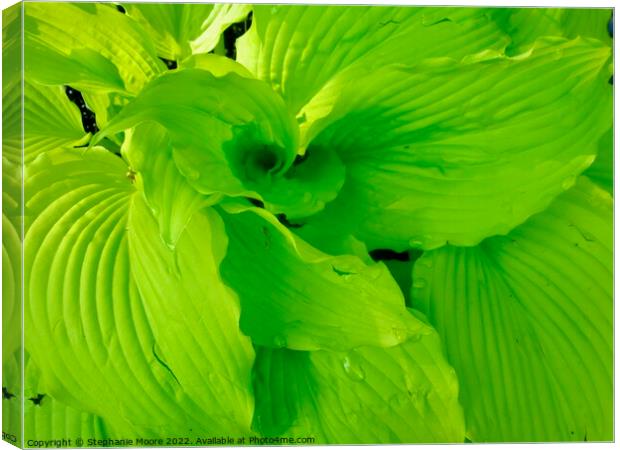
[302, 37, 611, 250]
[189, 4, 253, 55]
[2, 212, 21, 366]
[25, 2, 164, 95]
[4, 79, 86, 166]
[492, 8, 612, 54]
[24, 354, 110, 441]
[252, 317, 464, 443]
[80, 90, 128, 132]
[3, 3, 22, 88]
[2, 75, 22, 166]
[237, 6, 510, 115]
[561, 9, 613, 42]
[25, 82, 88, 163]
[127, 196, 255, 435]
[2, 127, 23, 370]
[24, 148, 251, 436]
[585, 127, 613, 194]
[3, 349, 22, 444]
[25, 148, 175, 434]
[123, 2, 215, 61]
[95, 69, 298, 199]
[219, 204, 426, 351]
[122, 122, 216, 248]
[180, 53, 254, 78]
[411, 176, 613, 441]
[96, 67, 346, 218]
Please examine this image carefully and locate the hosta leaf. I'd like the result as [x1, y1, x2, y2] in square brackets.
[411, 177, 612, 441]
[2, 350, 22, 444]
[127, 196, 255, 435]
[25, 82, 87, 162]
[24, 148, 250, 436]
[4, 79, 86, 166]
[2, 78, 21, 166]
[237, 6, 509, 115]
[2, 212, 21, 365]
[122, 122, 215, 248]
[189, 3, 253, 55]
[25, 148, 178, 434]
[80, 90, 128, 132]
[24, 354, 109, 441]
[95, 69, 298, 198]
[123, 2, 215, 61]
[97, 66, 347, 219]
[252, 315, 464, 443]
[219, 204, 425, 351]
[3, 2, 21, 87]
[493, 8, 612, 54]
[302, 37, 611, 250]
[584, 127, 613, 194]
[561, 8, 613, 42]
[180, 53, 254, 78]
[24, 2, 164, 95]
[2, 6, 23, 367]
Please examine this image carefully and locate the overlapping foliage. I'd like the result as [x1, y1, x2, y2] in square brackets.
[2, 2, 613, 444]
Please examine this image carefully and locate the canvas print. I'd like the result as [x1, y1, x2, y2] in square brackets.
[1, 1, 614, 446]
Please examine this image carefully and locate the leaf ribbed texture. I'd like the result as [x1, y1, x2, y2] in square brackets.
[411, 177, 612, 441]
[253, 318, 464, 443]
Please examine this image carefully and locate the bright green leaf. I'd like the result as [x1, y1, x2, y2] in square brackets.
[123, 2, 215, 61]
[219, 204, 426, 351]
[585, 127, 613, 194]
[24, 354, 110, 441]
[25, 2, 164, 95]
[122, 122, 216, 248]
[2, 212, 21, 366]
[492, 8, 612, 54]
[95, 69, 298, 198]
[252, 316, 464, 443]
[190, 3, 252, 55]
[2, 350, 22, 444]
[411, 177, 613, 441]
[127, 196, 255, 435]
[24, 81, 87, 163]
[180, 53, 254, 78]
[237, 6, 510, 115]
[24, 147, 249, 436]
[302, 37, 611, 250]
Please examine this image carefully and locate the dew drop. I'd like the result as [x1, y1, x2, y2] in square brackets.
[165, 250, 181, 278]
[392, 327, 407, 342]
[409, 238, 424, 248]
[342, 353, 366, 382]
[417, 257, 433, 269]
[185, 168, 201, 181]
[561, 177, 575, 190]
[410, 387, 432, 412]
[408, 333, 423, 343]
[273, 335, 287, 348]
[412, 278, 427, 289]
[162, 228, 177, 251]
[389, 393, 409, 410]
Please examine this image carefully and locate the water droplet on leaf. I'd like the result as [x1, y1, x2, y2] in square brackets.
[342, 352, 366, 382]
[412, 278, 427, 289]
[562, 177, 575, 190]
[273, 335, 287, 348]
